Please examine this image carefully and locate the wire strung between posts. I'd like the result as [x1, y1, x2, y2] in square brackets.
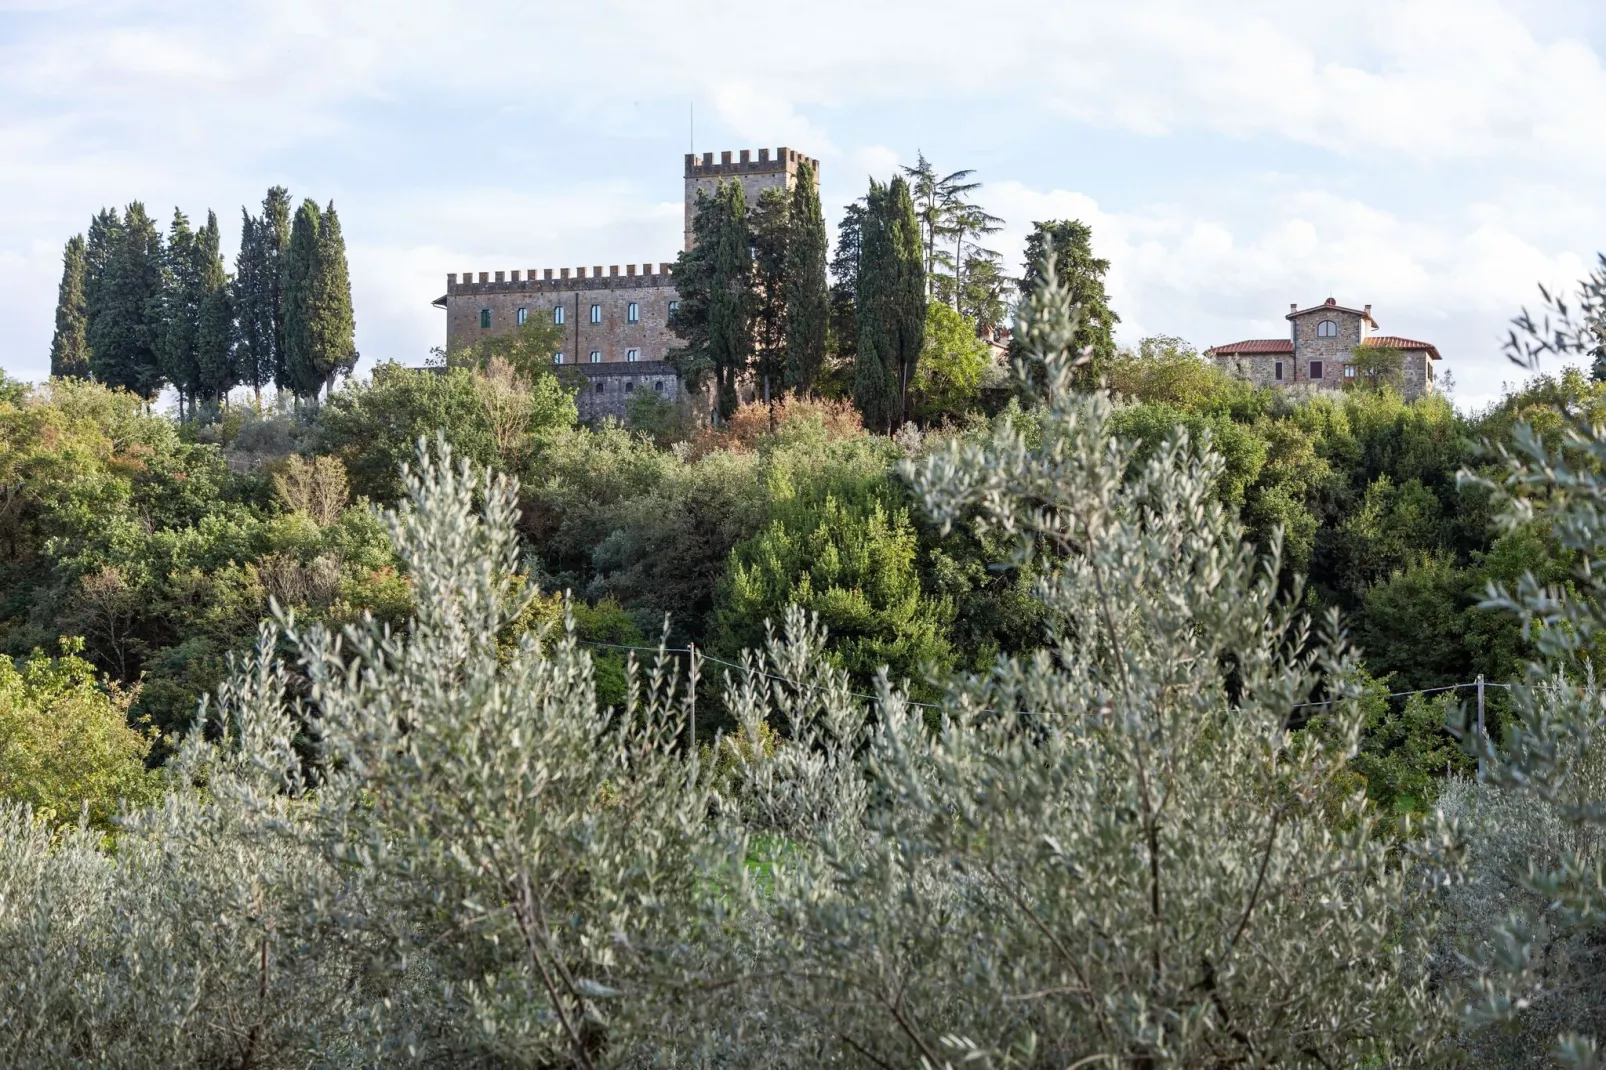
[574, 639, 1529, 719]
[572, 638, 949, 711]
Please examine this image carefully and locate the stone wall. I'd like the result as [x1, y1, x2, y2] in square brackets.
[1289, 305, 1367, 387]
[683, 147, 819, 249]
[1211, 354, 1289, 388]
[561, 360, 681, 423]
[1401, 350, 1433, 399]
[444, 266, 679, 366]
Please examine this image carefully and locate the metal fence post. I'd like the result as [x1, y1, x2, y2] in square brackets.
[1476, 674, 1486, 780]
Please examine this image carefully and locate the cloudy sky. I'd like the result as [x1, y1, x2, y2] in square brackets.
[3, 0, 1605, 408]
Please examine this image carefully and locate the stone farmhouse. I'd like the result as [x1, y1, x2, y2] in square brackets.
[1205, 298, 1442, 399]
[435, 147, 820, 421]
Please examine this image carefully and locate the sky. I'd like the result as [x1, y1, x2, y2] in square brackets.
[3, 0, 1605, 409]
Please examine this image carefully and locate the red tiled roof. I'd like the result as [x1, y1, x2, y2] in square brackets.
[1364, 335, 1441, 361]
[1206, 338, 1293, 356]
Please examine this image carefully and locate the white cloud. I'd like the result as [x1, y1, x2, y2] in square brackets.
[1, 0, 1603, 412]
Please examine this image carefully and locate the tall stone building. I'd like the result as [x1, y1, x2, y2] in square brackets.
[436, 146, 820, 421]
[1206, 298, 1443, 400]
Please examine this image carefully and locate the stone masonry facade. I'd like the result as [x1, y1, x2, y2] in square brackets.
[563, 360, 681, 422]
[437, 146, 816, 422]
[1206, 298, 1442, 400]
[683, 147, 819, 250]
[441, 265, 680, 366]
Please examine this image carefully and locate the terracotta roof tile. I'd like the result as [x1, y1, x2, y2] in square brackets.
[1364, 336, 1442, 360]
[1206, 339, 1293, 355]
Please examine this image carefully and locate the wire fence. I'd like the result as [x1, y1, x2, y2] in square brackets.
[573, 638, 1521, 719]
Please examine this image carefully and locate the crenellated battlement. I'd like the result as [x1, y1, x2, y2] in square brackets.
[447, 262, 676, 294]
[685, 146, 818, 179]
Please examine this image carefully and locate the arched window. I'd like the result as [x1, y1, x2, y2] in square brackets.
[1316, 320, 1338, 338]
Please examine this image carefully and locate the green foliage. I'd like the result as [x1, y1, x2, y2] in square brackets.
[1347, 680, 1472, 814]
[1346, 344, 1405, 393]
[86, 203, 166, 400]
[854, 175, 926, 431]
[49, 234, 90, 379]
[670, 181, 752, 419]
[750, 186, 790, 402]
[714, 485, 954, 697]
[1015, 218, 1119, 385]
[0, 639, 160, 829]
[911, 301, 989, 420]
[281, 201, 357, 401]
[317, 362, 574, 502]
[825, 198, 865, 396]
[448, 316, 567, 383]
[783, 159, 829, 394]
[233, 187, 291, 398]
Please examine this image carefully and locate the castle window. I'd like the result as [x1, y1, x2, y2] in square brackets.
[595, 381, 605, 394]
[626, 348, 639, 362]
[554, 352, 564, 365]
[625, 382, 635, 393]
[516, 307, 528, 326]
[654, 380, 663, 392]
[589, 304, 602, 324]
[479, 308, 491, 329]
[1309, 360, 1324, 380]
[1274, 361, 1284, 381]
[1316, 320, 1338, 338]
[668, 300, 679, 317]
[553, 305, 565, 325]
[589, 350, 601, 363]
[627, 302, 639, 323]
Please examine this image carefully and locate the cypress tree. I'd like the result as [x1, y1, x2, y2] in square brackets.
[828, 199, 865, 381]
[233, 187, 291, 403]
[668, 182, 752, 422]
[855, 181, 898, 432]
[305, 202, 358, 399]
[854, 178, 925, 431]
[194, 211, 235, 415]
[1014, 219, 1119, 387]
[282, 199, 321, 401]
[49, 235, 90, 379]
[783, 160, 828, 395]
[88, 202, 166, 400]
[886, 175, 927, 425]
[708, 182, 752, 420]
[159, 209, 201, 416]
[750, 187, 789, 405]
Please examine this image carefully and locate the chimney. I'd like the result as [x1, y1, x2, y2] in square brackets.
[1289, 302, 1298, 314]
[1364, 303, 1372, 318]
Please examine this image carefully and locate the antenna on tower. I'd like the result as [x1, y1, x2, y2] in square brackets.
[689, 102, 694, 156]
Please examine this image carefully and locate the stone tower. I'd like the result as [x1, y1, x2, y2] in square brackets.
[683, 147, 821, 249]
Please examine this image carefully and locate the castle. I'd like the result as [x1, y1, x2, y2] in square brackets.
[1206, 298, 1442, 399]
[435, 147, 820, 420]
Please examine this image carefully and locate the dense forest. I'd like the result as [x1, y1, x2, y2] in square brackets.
[8, 156, 1606, 1063]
